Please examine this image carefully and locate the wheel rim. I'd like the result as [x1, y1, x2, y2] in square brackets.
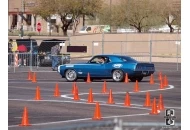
[66, 70, 76, 81]
[113, 70, 123, 81]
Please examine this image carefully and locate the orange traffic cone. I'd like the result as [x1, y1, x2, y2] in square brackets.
[107, 89, 115, 104]
[19, 107, 31, 126]
[87, 88, 94, 103]
[158, 72, 162, 81]
[157, 94, 165, 111]
[124, 92, 131, 106]
[27, 71, 31, 80]
[133, 80, 139, 92]
[144, 92, 151, 107]
[86, 73, 91, 83]
[72, 82, 77, 94]
[54, 83, 60, 97]
[34, 86, 41, 100]
[32, 72, 37, 83]
[163, 75, 168, 87]
[159, 79, 164, 89]
[149, 98, 159, 115]
[102, 81, 108, 93]
[149, 74, 155, 84]
[124, 73, 129, 83]
[73, 86, 80, 100]
[92, 102, 102, 120]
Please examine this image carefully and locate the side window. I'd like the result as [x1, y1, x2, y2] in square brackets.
[90, 57, 100, 63]
[89, 56, 109, 64]
[106, 57, 111, 63]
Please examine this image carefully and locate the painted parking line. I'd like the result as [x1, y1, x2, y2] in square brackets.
[8, 99, 152, 110]
[8, 79, 181, 83]
[8, 84, 177, 128]
[8, 113, 150, 128]
[61, 84, 174, 97]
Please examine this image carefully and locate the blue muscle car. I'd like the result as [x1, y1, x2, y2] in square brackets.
[57, 55, 155, 82]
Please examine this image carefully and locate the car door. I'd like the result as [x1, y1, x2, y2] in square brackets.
[86, 56, 107, 77]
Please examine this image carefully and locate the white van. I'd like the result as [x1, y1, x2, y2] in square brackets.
[79, 25, 110, 34]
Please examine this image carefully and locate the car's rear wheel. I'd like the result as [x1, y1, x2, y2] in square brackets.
[112, 69, 124, 82]
[65, 69, 77, 82]
[129, 77, 143, 82]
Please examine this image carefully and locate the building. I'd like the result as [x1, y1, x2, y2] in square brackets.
[8, 0, 36, 31]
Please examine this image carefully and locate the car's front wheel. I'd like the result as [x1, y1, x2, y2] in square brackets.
[129, 77, 143, 82]
[112, 69, 124, 82]
[65, 69, 77, 82]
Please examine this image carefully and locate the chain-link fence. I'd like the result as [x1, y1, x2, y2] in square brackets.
[8, 39, 70, 72]
[8, 38, 181, 72]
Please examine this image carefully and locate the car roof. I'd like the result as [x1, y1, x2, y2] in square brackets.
[94, 54, 138, 62]
[38, 39, 65, 52]
[16, 39, 37, 45]
[94, 54, 130, 58]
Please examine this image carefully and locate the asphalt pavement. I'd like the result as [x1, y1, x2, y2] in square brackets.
[8, 63, 181, 130]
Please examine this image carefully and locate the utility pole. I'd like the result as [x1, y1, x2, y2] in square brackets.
[110, 0, 112, 33]
[21, 0, 24, 39]
[82, 0, 85, 26]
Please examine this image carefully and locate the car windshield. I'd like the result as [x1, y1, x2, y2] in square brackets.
[118, 56, 137, 62]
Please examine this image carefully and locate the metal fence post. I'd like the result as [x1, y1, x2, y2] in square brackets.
[125, 33, 127, 55]
[121, 41, 123, 55]
[102, 31, 104, 54]
[149, 40, 152, 63]
[30, 40, 32, 71]
[13, 52, 16, 73]
[176, 30, 180, 71]
[92, 41, 94, 56]
[177, 41, 179, 71]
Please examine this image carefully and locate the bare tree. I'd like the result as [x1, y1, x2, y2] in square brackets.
[98, 0, 162, 32]
[155, 0, 181, 33]
[121, 0, 159, 32]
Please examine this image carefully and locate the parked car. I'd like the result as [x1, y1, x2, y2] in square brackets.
[38, 39, 70, 67]
[57, 54, 155, 82]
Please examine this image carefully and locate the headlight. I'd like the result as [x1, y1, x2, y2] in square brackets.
[58, 65, 60, 73]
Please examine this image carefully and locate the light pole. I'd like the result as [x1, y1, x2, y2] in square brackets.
[110, 0, 112, 33]
[14, 8, 19, 30]
[82, 0, 85, 26]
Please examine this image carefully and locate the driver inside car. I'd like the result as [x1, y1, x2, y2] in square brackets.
[97, 57, 105, 64]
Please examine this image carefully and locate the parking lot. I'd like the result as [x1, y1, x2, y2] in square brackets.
[8, 62, 181, 130]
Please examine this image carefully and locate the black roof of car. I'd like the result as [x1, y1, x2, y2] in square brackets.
[38, 39, 65, 52]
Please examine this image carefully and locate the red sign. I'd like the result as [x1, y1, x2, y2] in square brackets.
[37, 22, 41, 32]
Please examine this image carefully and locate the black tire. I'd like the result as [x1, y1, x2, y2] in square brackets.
[129, 77, 143, 82]
[65, 69, 77, 82]
[112, 69, 124, 82]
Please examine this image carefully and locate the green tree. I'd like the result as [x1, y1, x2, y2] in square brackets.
[120, 0, 160, 32]
[97, 4, 127, 28]
[31, 0, 103, 36]
[98, 0, 163, 32]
